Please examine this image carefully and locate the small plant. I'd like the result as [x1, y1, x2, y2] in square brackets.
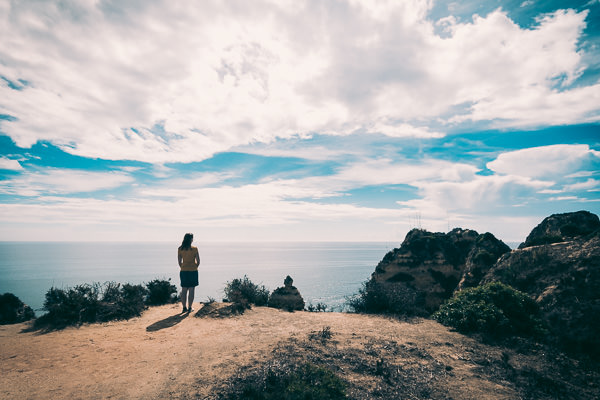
[307, 303, 328, 312]
[145, 278, 178, 306]
[223, 275, 269, 307]
[433, 281, 547, 340]
[205, 296, 216, 304]
[309, 326, 333, 341]
[230, 362, 346, 400]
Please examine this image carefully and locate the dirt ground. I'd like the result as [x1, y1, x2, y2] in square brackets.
[1, 302, 598, 399]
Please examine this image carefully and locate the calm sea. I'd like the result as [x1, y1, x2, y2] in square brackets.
[0, 241, 393, 314]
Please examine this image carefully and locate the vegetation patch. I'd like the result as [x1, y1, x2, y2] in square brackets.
[347, 280, 426, 316]
[0, 293, 35, 325]
[223, 275, 269, 308]
[433, 282, 547, 340]
[33, 278, 177, 329]
[145, 278, 178, 306]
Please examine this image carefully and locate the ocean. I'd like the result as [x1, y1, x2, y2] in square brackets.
[0, 241, 394, 314]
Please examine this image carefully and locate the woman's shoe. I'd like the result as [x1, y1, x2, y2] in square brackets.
[182, 307, 188, 313]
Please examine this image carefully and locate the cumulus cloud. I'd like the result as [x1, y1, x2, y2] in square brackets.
[0, 1, 597, 163]
[487, 144, 600, 179]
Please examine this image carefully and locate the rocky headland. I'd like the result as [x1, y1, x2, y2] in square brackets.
[369, 210, 600, 359]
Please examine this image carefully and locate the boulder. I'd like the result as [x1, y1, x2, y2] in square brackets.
[371, 228, 508, 313]
[268, 276, 305, 311]
[519, 210, 600, 249]
[0, 293, 35, 325]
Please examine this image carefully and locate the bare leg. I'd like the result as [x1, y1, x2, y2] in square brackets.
[187, 287, 195, 310]
[181, 287, 189, 311]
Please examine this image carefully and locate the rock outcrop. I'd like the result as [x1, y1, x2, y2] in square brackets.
[483, 211, 600, 358]
[268, 276, 305, 311]
[457, 232, 511, 290]
[0, 293, 35, 325]
[371, 228, 509, 313]
[518, 210, 600, 248]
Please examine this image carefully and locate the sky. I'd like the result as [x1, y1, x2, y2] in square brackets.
[0, 0, 599, 244]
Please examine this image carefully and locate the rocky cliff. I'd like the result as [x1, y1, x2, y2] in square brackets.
[371, 228, 509, 313]
[368, 210, 600, 358]
[483, 212, 600, 357]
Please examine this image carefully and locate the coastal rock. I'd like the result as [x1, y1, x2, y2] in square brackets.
[0, 293, 35, 325]
[268, 276, 305, 311]
[518, 210, 600, 249]
[372, 228, 508, 313]
[457, 232, 511, 290]
[483, 214, 600, 358]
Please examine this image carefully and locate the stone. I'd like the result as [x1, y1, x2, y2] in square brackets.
[268, 275, 305, 311]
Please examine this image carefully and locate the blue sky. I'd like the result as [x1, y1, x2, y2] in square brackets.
[0, 0, 599, 243]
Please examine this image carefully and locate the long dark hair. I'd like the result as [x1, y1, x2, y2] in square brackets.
[179, 233, 193, 250]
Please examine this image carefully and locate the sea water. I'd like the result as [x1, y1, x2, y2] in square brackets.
[0, 241, 394, 314]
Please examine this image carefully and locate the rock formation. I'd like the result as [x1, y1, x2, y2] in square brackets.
[457, 232, 511, 290]
[0, 293, 35, 325]
[482, 211, 600, 358]
[371, 228, 509, 313]
[518, 210, 600, 248]
[268, 276, 305, 311]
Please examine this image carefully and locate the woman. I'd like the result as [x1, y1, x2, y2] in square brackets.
[177, 233, 200, 313]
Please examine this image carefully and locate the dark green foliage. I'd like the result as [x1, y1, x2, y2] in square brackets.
[145, 278, 178, 305]
[306, 303, 328, 312]
[433, 282, 547, 340]
[223, 275, 269, 307]
[35, 282, 148, 329]
[0, 293, 35, 324]
[347, 280, 426, 316]
[228, 363, 346, 400]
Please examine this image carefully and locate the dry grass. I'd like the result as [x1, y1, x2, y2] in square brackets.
[1, 303, 598, 399]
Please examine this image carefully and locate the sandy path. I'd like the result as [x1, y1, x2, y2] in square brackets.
[0, 302, 520, 399]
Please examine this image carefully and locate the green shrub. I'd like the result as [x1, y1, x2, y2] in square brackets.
[346, 280, 426, 316]
[223, 275, 269, 307]
[35, 282, 148, 329]
[231, 362, 346, 400]
[0, 293, 35, 324]
[433, 282, 547, 340]
[145, 278, 178, 305]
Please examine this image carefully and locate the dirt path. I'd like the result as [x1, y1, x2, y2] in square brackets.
[0, 303, 591, 399]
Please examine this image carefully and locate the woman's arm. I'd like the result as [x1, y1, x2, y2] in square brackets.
[194, 247, 200, 267]
[177, 249, 184, 268]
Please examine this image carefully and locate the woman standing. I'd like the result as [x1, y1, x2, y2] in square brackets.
[178, 233, 200, 313]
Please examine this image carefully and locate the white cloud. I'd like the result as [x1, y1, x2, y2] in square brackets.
[0, 157, 23, 170]
[0, 168, 134, 196]
[0, 2, 596, 163]
[487, 144, 600, 179]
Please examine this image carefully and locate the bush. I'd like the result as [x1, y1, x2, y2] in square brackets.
[35, 282, 148, 329]
[433, 282, 547, 340]
[346, 280, 426, 316]
[231, 362, 346, 400]
[0, 293, 35, 324]
[145, 278, 178, 305]
[223, 275, 269, 307]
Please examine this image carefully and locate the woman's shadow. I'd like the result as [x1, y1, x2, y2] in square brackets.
[146, 311, 189, 332]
